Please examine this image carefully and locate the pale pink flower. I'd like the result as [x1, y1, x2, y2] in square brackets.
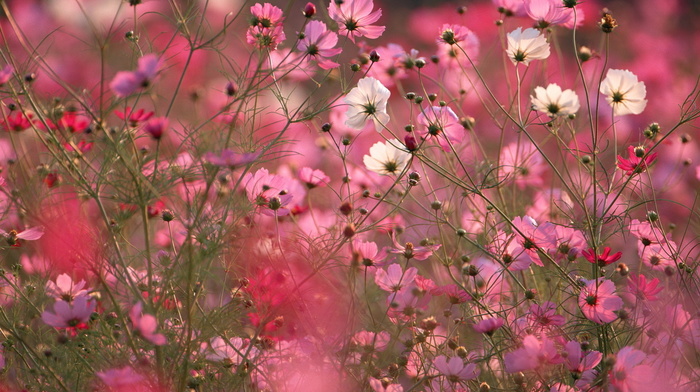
[417, 106, 464, 152]
[205, 149, 260, 169]
[297, 20, 342, 69]
[504, 334, 563, 373]
[96, 366, 145, 389]
[0, 226, 44, 246]
[609, 347, 656, 392]
[353, 239, 387, 266]
[45, 273, 89, 302]
[110, 54, 162, 97]
[352, 331, 390, 351]
[527, 301, 566, 328]
[242, 168, 304, 216]
[564, 340, 602, 374]
[246, 3, 286, 50]
[375, 263, 417, 292]
[578, 278, 623, 324]
[0, 64, 13, 86]
[42, 294, 96, 330]
[298, 167, 330, 188]
[506, 27, 550, 65]
[369, 377, 403, 392]
[433, 355, 480, 382]
[639, 241, 677, 271]
[525, 0, 573, 28]
[500, 142, 546, 189]
[389, 235, 440, 260]
[473, 317, 505, 335]
[207, 336, 258, 365]
[129, 302, 166, 346]
[328, 0, 385, 43]
[492, 0, 526, 16]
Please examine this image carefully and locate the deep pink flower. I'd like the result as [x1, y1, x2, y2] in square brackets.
[0, 111, 35, 132]
[625, 274, 663, 303]
[504, 334, 563, 373]
[527, 301, 566, 328]
[115, 107, 154, 127]
[582, 246, 623, 267]
[57, 111, 90, 133]
[328, 0, 385, 43]
[129, 302, 166, 346]
[143, 117, 168, 140]
[564, 340, 602, 374]
[430, 284, 471, 304]
[297, 20, 342, 69]
[298, 167, 330, 188]
[578, 278, 623, 324]
[617, 145, 658, 176]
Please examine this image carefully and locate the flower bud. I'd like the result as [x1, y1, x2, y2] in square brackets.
[303, 2, 316, 17]
[415, 58, 426, 68]
[225, 81, 237, 96]
[350, 63, 361, 72]
[369, 50, 380, 62]
[404, 135, 418, 151]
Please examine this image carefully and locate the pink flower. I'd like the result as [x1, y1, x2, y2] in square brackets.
[57, 111, 90, 133]
[110, 54, 162, 97]
[115, 107, 154, 126]
[205, 149, 260, 169]
[353, 239, 387, 267]
[438, 24, 476, 47]
[298, 167, 330, 188]
[527, 301, 566, 328]
[564, 340, 602, 374]
[417, 106, 464, 152]
[206, 336, 258, 365]
[352, 331, 390, 352]
[609, 347, 656, 392]
[624, 274, 663, 303]
[582, 246, 623, 267]
[0, 111, 35, 132]
[500, 142, 546, 189]
[129, 302, 166, 346]
[504, 334, 563, 373]
[0, 64, 13, 86]
[578, 278, 623, 324]
[389, 235, 440, 260]
[0, 226, 44, 247]
[249, 3, 284, 26]
[374, 264, 417, 292]
[369, 377, 403, 392]
[473, 317, 505, 335]
[617, 146, 658, 176]
[96, 366, 164, 392]
[492, 0, 526, 16]
[433, 355, 480, 382]
[297, 20, 342, 69]
[242, 168, 304, 216]
[328, 0, 385, 43]
[430, 284, 471, 304]
[45, 274, 89, 302]
[143, 117, 168, 140]
[42, 294, 96, 331]
[525, 0, 573, 28]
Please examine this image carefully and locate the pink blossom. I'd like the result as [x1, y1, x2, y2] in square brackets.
[609, 347, 657, 392]
[110, 54, 162, 97]
[527, 301, 566, 328]
[473, 317, 504, 335]
[0, 64, 13, 86]
[242, 168, 303, 216]
[617, 146, 658, 176]
[504, 334, 563, 373]
[624, 274, 663, 303]
[129, 302, 166, 346]
[353, 239, 387, 266]
[582, 246, 623, 267]
[374, 263, 417, 292]
[525, 0, 573, 28]
[578, 278, 623, 324]
[500, 142, 546, 189]
[564, 340, 602, 374]
[417, 106, 464, 152]
[297, 20, 342, 70]
[369, 377, 403, 392]
[389, 235, 440, 260]
[430, 284, 471, 304]
[142, 117, 168, 140]
[41, 294, 96, 331]
[205, 149, 260, 169]
[492, 0, 526, 16]
[45, 273, 89, 302]
[352, 330, 390, 351]
[206, 336, 258, 365]
[0, 226, 44, 247]
[328, 0, 385, 43]
[298, 167, 330, 188]
[115, 107, 154, 126]
[433, 355, 480, 382]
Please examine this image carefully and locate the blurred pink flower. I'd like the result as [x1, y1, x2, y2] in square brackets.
[564, 340, 602, 374]
[375, 263, 417, 292]
[433, 355, 480, 382]
[298, 167, 330, 188]
[110, 54, 162, 97]
[617, 146, 657, 175]
[205, 149, 259, 169]
[328, 0, 385, 43]
[45, 273, 89, 302]
[504, 334, 563, 373]
[473, 317, 504, 335]
[115, 107, 154, 126]
[0, 64, 13, 86]
[206, 336, 258, 365]
[353, 239, 387, 267]
[609, 347, 657, 392]
[525, 0, 573, 27]
[297, 20, 342, 69]
[578, 278, 622, 324]
[624, 274, 663, 303]
[417, 106, 464, 152]
[129, 302, 166, 346]
[42, 294, 95, 332]
[369, 377, 403, 392]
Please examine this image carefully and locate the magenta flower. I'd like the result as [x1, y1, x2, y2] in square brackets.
[473, 317, 505, 335]
[578, 278, 623, 324]
[115, 107, 154, 126]
[433, 355, 480, 382]
[0, 64, 13, 86]
[297, 20, 342, 69]
[298, 167, 330, 188]
[374, 263, 417, 292]
[129, 302, 166, 346]
[328, 0, 385, 43]
[42, 294, 96, 331]
[582, 246, 623, 267]
[430, 284, 471, 304]
[110, 54, 162, 97]
[45, 273, 89, 302]
[617, 146, 657, 175]
[504, 334, 563, 373]
[389, 235, 440, 260]
[143, 117, 168, 140]
[564, 340, 602, 374]
[353, 239, 387, 266]
[625, 274, 663, 303]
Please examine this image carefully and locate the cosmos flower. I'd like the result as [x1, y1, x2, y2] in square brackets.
[617, 145, 657, 175]
[344, 77, 391, 131]
[110, 54, 161, 97]
[506, 27, 550, 65]
[578, 278, 623, 324]
[600, 69, 647, 115]
[363, 139, 411, 176]
[328, 0, 385, 43]
[297, 20, 342, 69]
[531, 83, 580, 117]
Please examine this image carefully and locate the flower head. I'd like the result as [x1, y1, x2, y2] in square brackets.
[328, 0, 385, 43]
[578, 278, 623, 324]
[417, 106, 464, 151]
[582, 246, 622, 267]
[600, 69, 647, 115]
[41, 294, 96, 332]
[531, 83, 580, 117]
[246, 3, 286, 50]
[433, 355, 480, 382]
[506, 27, 550, 65]
[110, 54, 162, 97]
[363, 139, 411, 176]
[129, 302, 167, 346]
[45, 274, 89, 302]
[344, 77, 390, 131]
[617, 145, 657, 175]
[438, 24, 476, 47]
[297, 20, 342, 69]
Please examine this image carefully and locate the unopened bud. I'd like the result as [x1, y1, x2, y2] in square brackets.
[369, 50, 380, 62]
[303, 2, 316, 17]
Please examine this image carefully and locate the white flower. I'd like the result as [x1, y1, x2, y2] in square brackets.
[600, 69, 647, 116]
[506, 27, 550, 65]
[363, 139, 411, 175]
[344, 77, 391, 131]
[531, 83, 580, 117]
